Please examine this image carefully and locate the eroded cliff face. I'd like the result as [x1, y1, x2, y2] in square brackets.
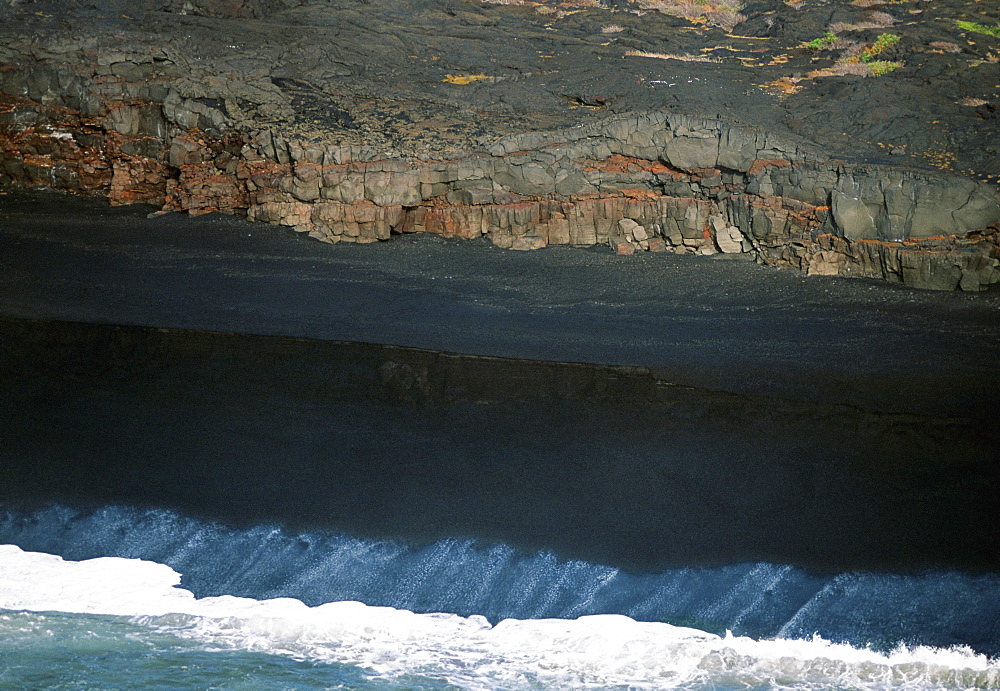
[2, 2, 999, 290]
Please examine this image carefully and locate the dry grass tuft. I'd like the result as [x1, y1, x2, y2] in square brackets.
[838, 41, 867, 60]
[829, 37, 862, 51]
[760, 76, 804, 96]
[626, 49, 722, 62]
[970, 52, 1000, 67]
[707, 8, 747, 31]
[481, 0, 600, 6]
[825, 21, 851, 32]
[809, 57, 901, 77]
[480, 0, 601, 18]
[635, 0, 747, 31]
[443, 74, 492, 85]
[867, 11, 896, 26]
[828, 11, 895, 33]
[829, 60, 873, 76]
[929, 41, 962, 53]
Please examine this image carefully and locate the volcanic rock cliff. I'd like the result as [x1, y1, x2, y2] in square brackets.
[2, 0, 999, 289]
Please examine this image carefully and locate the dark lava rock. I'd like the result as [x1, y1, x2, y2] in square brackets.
[1, 0, 995, 172]
[1, 0, 998, 289]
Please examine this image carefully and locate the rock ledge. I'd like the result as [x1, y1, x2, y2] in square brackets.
[2, 0, 999, 290]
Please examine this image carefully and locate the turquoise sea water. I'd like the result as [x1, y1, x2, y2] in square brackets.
[0, 610, 405, 690]
[3, 605, 994, 690]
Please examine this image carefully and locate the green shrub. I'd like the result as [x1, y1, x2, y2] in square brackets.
[860, 33, 900, 62]
[806, 32, 838, 50]
[867, 60, 900, 76]
[956, 20, 1000, 39]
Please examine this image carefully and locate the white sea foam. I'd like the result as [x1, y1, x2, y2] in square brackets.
[1, 544, 997, 689]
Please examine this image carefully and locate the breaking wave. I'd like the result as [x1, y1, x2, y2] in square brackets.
[2, 505, 999, 688]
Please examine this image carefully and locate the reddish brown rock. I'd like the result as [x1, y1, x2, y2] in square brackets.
[1, 80, 997, 290]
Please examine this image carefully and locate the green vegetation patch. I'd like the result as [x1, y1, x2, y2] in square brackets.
[860, 33, 900, 62]
[806, 32, 838, 50]
[866, 60, 901, 76]
[956, 20, 1000, 39]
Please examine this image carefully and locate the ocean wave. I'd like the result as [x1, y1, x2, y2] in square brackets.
[2, 544, 998, 689]
[2, 504, 1000, 665]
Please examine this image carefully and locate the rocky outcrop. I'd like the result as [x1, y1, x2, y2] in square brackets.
[2, 3, 999, 290]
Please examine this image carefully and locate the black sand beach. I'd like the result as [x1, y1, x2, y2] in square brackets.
[3, 2, 1000, 681]
[3, 190, 999, 412]
[2, 190, 998, 573]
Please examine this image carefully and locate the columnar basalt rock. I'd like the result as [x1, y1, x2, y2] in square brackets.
[1, 57, 999, 290]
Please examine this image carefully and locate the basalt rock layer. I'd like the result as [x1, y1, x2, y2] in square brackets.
[2, 0, 999, 289]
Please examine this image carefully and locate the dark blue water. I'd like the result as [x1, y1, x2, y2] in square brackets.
[3, 504, 999, 660]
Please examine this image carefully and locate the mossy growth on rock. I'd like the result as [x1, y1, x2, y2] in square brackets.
[956, 20, 1000, 39]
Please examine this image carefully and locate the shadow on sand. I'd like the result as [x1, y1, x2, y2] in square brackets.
[2, 317, 998, 574]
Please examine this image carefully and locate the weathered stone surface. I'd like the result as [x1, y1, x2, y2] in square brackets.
[618, 218, 640, 240]
[1, 2, 998, 290]
[665, 135, 719, 172]
[716, 225, 747, 254]
[613, 237, 636, 255]
[647, 237, 667, 253]
[831, 189, 876, 242]
[806, 250, 846, 277]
